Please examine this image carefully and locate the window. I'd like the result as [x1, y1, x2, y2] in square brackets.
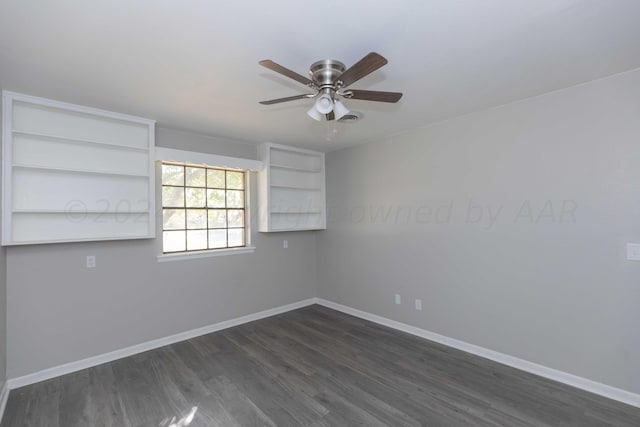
[161, 162, 246, 253]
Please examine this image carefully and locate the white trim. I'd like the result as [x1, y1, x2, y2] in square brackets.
[5, 297, 639, 410]
[157, 246, 256, 262]
[315, 298, 640, 408]
[7, 298, 317, 389]
[265, 141, 326, 156]
[2, 90, 156, 125]
[155, 146, 262, 171]
[0, 381, 9, 424]
[2, 92, 14, 244]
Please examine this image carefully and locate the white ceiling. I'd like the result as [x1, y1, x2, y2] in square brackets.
[1, 0, 640, 152]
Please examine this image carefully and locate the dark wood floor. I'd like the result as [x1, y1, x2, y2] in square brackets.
[2, 304, 639, 426]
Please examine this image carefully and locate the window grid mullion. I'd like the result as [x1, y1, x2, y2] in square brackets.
[224, 170, 228, 249]
[205, 167, 210, 250]
[162, 163, 246, 254]
[182, 165, 188, 251]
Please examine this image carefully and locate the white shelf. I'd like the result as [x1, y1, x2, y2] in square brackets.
[12, 208, 149, 214]
[269, 147, 323, 171]
[270, 208, 322, 214]
[9, 211, 152, 244]
[6, 234, 152, 247]
[270, 184, 322, 191]
[257, 143, 326, 232]
[2, 90, 156, 245]
[268, 227, 323, 232]
[270, 163, 322, 173]
[12, 163, 149, 178]
[11, 129, 149, 153]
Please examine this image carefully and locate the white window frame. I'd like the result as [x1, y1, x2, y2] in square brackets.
[155, 147, 261, 262]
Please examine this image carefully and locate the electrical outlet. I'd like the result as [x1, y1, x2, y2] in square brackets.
[395, 294, 401, 305]
[86, 255, 96, 268]
[283, 239, 288, 249]
[627, 243, 640, 260]
[415, 299, 422, 310]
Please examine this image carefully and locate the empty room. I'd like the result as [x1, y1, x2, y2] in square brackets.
[0, 0, 639, 425]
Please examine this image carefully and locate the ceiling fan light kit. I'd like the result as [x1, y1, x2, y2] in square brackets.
[315, 92, 334, 114]
[306, 105, 323, 121]
[259, 52, 402, 122]
[332, 100, 350, 120]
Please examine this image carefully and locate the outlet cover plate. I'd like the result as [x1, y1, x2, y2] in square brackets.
[627, 243, 640, 261]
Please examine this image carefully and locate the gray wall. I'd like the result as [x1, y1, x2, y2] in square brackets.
[155, 127, 258, 159]
[6, 128, 317, 378]
[317, 68, 640, 394]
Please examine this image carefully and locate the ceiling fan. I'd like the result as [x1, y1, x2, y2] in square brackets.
[258, 52, 402, 121]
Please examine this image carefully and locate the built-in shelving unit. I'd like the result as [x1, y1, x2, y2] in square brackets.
[2, 91, 156, 245]
[257, 143, 326, 232]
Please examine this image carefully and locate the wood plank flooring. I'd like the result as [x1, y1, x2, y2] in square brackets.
[2, 304, 639, 426]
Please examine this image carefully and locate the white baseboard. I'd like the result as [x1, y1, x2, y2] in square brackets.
[7, 298, 317, 390]
[5, 297, 639, 411]
[316, 298, 640, 408]
[0, 381, 9, 424]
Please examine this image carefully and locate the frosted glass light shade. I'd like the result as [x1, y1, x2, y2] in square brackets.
[315, 94, 334, 114]
[307, 105, 323, 121]
[333, 100, 350, 120]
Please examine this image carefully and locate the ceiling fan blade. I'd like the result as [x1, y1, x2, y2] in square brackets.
[325, 111, 335, 121]
[259, 94, 315, 105]
[333, 52, 388, 88]
[344, 89, 403, 103]
[259, 60, 315, 87]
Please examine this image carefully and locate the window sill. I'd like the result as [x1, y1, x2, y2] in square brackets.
[157, 246, 256, 262]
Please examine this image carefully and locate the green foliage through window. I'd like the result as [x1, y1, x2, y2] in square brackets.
[161, 163, 246, 253]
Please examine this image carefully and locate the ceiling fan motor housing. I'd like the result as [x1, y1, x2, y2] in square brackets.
[309, 60, 346, 88]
